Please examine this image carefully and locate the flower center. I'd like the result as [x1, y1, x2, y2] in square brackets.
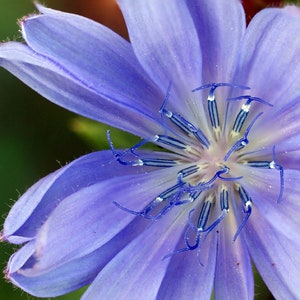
[108, 82, 284, 255]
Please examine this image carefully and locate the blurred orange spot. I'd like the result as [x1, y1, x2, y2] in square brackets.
[63, 0, 128, 39]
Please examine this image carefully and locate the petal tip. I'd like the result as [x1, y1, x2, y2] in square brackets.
[0, 230, 7, 242]
[4, 268, 10, 281]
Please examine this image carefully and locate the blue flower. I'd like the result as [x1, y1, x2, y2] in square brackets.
[1, 1, 300, 299]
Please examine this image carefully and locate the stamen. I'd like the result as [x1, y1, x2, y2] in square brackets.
[192, 83, 250, 138]
[154, 135, 187, 149]
[108, 131, 177, 167]
[228, 95, 273, 135]
[139, 158, 178, 168]
[155, 183, 182, 203]
[207, 92, 220, 129]
[220, 186, 229, 211]
[182, 194, 214, 251]
[224, 112, 263, 161]
[113, 182, 183, 220]
[203, 185, 229, 237]
[197, 195, 213, 231]
[233, 185, 252, 241]
[177, 165, 199, 182]
[160, 90, 210, 148]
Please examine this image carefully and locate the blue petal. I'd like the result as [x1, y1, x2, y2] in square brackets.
[81, 205, 188, 299]
[251, 95, 300, 151]
[157, 232, 217, 299]
[214, 211, 253, 299]
[276, 148, 300, 170]
[6, 161, 185, 297]
[21, 5, 164, 122]
[3, 150, 171, 243]
[0, 42, 161, 137]
[7, 217, 149, 297]
[30, 166, 183, 269]
[227, 6, 300, 136]
[234, 6, 300, 106]
[186, 0, 246, 83]
[8, 242, 108, 297]
[242, 168, 300, 243]
[6, 240, 36, 274]
[245, 201, 300, 299]
[118, 0, 203, 117]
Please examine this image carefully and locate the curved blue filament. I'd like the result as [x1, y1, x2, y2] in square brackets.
[199, 166, 243, 186]
[175, 190, 202, 206]
[227, 95, 273, 107]
[192, 82, 250, 93]
[233, 185, 252, 242]
[271, 146, 284, 203]
[246, 146, 284, 203]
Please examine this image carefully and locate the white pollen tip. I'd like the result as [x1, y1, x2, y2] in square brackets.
[165, 110, 172, 118]
[136, 159, 144, 166]
[155, 197, 163, 202]
[245, 200, 252, 208]
[241, 103, 251, 112]
[208, 95, 215, 101]
[269, 161, 276, 169]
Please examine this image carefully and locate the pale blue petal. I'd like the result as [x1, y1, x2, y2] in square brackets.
[187, 0, 245, 83]
[245, 204, 300, 299]
[3, 150, 175, 243]
[251, 95, 300, 150]
[22, 6, 163, 118]
[9, 244, 108, 297]
[276, 148, 300, 170]
[234, 6, 300, 106]
[82, 206, 187, 300]
[6, 241, 36, 274]
[241, 168, 300, 243]
[7, 217, 148, 297]
[0, 42, 162, 137]
[30, 166, 184, 270]
[214, 212, 254, 299]
[157, 233, 217, 300]
[118, 0, 202, 117]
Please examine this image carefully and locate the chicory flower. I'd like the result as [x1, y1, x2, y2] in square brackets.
[1, 1, 300, 299]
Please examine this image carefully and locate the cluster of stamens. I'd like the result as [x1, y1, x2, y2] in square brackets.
[108, 83, 284, 256]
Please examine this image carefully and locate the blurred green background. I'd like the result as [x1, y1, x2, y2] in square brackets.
[0, 0, 295, 299]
